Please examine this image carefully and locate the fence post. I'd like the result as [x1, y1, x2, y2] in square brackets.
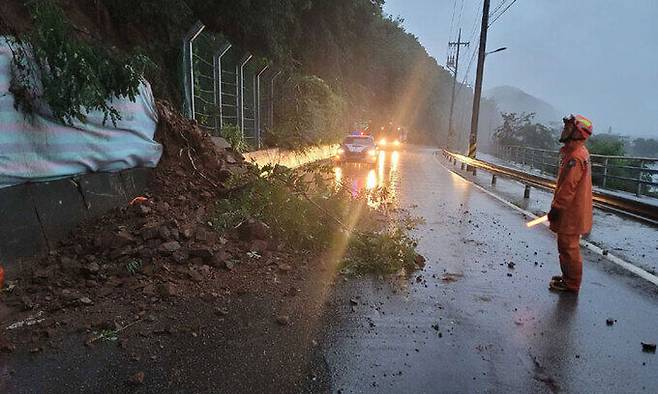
[255, 64, 269, 149]
[182, 22, 205, 119]
[213, 43, 232, 133]
[238, 54, 253, 137]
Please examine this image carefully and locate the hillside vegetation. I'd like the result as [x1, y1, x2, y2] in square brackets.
[0, 0, 487, 148]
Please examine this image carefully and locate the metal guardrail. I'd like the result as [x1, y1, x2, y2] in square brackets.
[496, 145, 658, 198]
[442, 150, 658, 224]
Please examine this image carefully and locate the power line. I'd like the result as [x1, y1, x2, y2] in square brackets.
[448, 0, 458, 41]
[488, 0, 518, 27]
[489, 0, 507, 17]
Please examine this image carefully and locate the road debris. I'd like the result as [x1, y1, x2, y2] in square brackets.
[128, 371, 145, 385]
[641, 342, 656, 353]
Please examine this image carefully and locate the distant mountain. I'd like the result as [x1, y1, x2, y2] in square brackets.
[485, 85, 561, 126]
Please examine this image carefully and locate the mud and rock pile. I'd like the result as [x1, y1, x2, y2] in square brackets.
[1, 101, 273, 330]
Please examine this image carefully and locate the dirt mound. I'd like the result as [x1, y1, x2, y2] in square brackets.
[0, 101, 266, 343]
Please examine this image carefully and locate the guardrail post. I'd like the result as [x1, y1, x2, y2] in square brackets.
[491, 174, 497, 185]
[524, 185, 531, 199]
[601, 157, 609, 189]
[636, 160, 644, 197]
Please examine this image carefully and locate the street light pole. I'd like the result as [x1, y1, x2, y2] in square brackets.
[467, 0, 491, 166]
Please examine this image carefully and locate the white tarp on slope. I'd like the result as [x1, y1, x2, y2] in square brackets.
[0, 37, 162, 188]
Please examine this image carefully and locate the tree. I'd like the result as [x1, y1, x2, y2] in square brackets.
[492, 112, 557, 149]
[587, 134, 625, 156]
[630, 138, 658, 158]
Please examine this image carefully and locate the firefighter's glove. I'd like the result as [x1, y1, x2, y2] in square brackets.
[547, 207, 559, 223]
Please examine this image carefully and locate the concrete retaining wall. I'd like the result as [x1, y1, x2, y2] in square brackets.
[0, 169, 151, 266]
[0, 145, 335, 267]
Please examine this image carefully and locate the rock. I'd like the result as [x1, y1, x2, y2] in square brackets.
[21, 296, 34, 311]
[159, 226, 172, 240]
[0, 337, 16, 353]
[138, 205, 152, 216]
[223, 260, 236, 271]
[210, 249, 230, 268]
[142, 284, 156, 297]
[350, 298, 359, 305]
[85, 261, 100, 275]
[110, 246, 133, 260]
[211, 136, 232, 150]
[141, 226, 160, 241]
[188, 270, 204, 283]
[60, 256, 81, 274]
[507, 262, 516, 269]
[190, 247, 213, 260]
[606, 318, 615, 326]
[249, 240, 269, 254]
[60, 288, 79, 302]
[128, 371, 145, 386]
[73, 243, 84, 255]
[225, 153, 237, 164]
[641, 342, 657, 353]
[79, 297, 93, 305]
[158, 283, 179, 298]
[215, 307, 229, 316]
[278, 263, 293, 273]
[195, 228, 208, 242]
[198, 265, 212, 277]
[182, 228, 194, 239]
[159, 241, 181, 254]
[114, 231, 136, 248]
[237, 219, 269, 241]
[414, 254, 426, 268]
[172, 250, 189, 264]
[33, 266, 54, 280]
[275, 315, 290, 326]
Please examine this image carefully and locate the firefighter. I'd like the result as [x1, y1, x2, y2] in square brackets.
[547, 114, 593, 293]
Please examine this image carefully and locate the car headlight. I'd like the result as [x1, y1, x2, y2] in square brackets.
[393, 139, 400, 146]
[338, 148, 345, 154]
[368, 149, 376, 156]
[379, 138, 387, 146]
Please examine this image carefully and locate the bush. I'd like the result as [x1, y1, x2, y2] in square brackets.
[211, 162, 422, 275]
[221, 124, 251, 153]
[342, 227, 419, 276]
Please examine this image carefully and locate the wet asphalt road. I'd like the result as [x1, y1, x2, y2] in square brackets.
[3, 146, 657, 393]
[318, 146, 658, 393]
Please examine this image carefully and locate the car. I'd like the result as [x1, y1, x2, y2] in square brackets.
[376, 127, 406, 150]
[335, 134, 378, 164]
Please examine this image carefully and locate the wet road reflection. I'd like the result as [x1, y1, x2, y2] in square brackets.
[334, 149, 402, 206]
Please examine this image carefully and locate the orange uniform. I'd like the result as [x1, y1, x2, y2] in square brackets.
[549, 140, 593, 291]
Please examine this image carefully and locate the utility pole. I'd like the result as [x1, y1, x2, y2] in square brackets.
[446, 29, 469, 151]
[468, 0, 490, 164]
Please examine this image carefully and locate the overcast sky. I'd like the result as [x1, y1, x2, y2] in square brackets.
[383, 0, 658, 138]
